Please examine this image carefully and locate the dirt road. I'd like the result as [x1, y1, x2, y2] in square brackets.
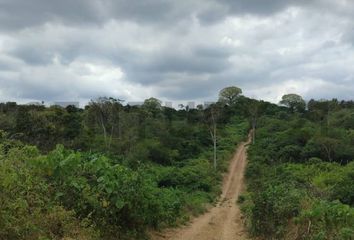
[152, 135, 251, 240]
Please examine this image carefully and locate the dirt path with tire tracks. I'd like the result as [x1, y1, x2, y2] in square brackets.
[151, 134, 252, 240]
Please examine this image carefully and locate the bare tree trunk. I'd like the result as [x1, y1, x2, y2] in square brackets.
[108, 125, 114, 148]
[211, 110, 217, 170]
[210, 126, 217, 170]
[213, 124, 217, 169]
[252, 119, 256, 144]
[321, 143, 332, 162]
[118, 111, 122, 139]
[327, 102, 330, 128]
[99, 114, 107, 147]
[205, 105, 219, 170]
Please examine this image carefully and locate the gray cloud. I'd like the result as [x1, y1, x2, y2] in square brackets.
[0, 0, 334, 31]
[0, 0, 102, 30]
[0, 0, 354, 103]
[220, 0, 305, 15]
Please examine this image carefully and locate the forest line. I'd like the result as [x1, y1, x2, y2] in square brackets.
[0, 86, 354, 239]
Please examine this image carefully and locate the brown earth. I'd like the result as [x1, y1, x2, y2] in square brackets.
[151, 135, 252, 240]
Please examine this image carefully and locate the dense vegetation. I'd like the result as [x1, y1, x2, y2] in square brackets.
[1, 89, 354, 239]
[0, 93, 249, 239]
[241, 98, 354, 239]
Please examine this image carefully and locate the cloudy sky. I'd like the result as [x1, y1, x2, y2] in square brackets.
[0, 0, 353, 105]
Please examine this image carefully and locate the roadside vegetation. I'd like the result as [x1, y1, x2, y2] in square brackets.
[0, 88, 249, 239]
[240, 97, 354, 240]
[1, 88, 353, 239]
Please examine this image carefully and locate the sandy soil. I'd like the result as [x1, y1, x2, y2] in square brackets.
[151, 135, 251, 240]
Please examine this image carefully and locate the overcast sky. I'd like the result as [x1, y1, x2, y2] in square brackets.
[0, 0, 353, 105]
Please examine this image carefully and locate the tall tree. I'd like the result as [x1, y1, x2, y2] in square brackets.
[280, 94, 306, 113]
[248, 100, 259, 144]
[204, 103, 221, 169]
[87, 97, 124, 148]
[218, 86, 242, 106]
[142, 97, 162, 117]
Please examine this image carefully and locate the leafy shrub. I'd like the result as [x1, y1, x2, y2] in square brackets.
[0, 145, 98, 240]
[296, 200, 354, 240]
[250, 184, 303, 238]
[35, 145, 186, 237]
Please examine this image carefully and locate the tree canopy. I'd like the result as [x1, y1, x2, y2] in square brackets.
[218, 86, 242, 105]
[280, 93, 306, 112]
[1, 90, 354, 239]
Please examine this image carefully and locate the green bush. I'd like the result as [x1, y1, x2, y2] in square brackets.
[296, 200, 354, 240]
[0, 145, 98, 240]
[36, 145, 185, 237]
[250, 184, 303, 238]
[242, 112, 354, 240]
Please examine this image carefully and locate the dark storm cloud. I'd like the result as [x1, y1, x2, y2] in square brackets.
[0, 0, 315, 31]
[221, 0, 308, 14]
[0, 0, 182, 31]
[143, 52, 231, 75]
[0, 0, 354, 103]
[10, 47, 53, 66]
[0, 0, 102, 30]
[159, 81, 216, 100]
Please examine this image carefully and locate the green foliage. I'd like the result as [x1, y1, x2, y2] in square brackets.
[37, 145, 185, 237]
[3, 94, 353, 239]
[241, 104, 354, 239]
[0, 145, 99, 240]
[0, 98, 250, 239]
[156, 159, 217, 192]
[296, 200, 354, 240]
[218, 86, 243, 106]
[280, 93, 306, 113]
[251, 184, 303, 238]
[312, 162, 354, 206]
